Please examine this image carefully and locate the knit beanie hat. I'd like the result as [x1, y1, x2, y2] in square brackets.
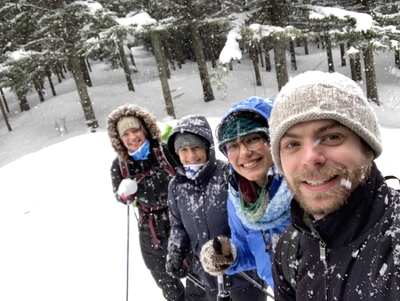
[218, 112, 270, 150]
[117, 116, 147, 138]
[269, 70, 382, 173]
[174, 132, 209, 153]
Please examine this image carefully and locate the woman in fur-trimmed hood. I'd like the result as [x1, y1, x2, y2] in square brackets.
[106, 103, 186, 301]
[107, 103, 163, 163]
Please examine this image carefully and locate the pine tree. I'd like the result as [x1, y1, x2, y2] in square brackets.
[0, 0, 108, 129]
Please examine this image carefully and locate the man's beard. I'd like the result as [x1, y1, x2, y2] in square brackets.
[287, 157, 372, 219]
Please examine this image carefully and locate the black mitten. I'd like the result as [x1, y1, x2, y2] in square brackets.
[166, 245, 188, 278]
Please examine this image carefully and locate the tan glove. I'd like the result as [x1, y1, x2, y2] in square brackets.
[200, 236, 237, 276]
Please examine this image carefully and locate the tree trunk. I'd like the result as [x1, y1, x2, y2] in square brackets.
[46, 68, 57, 96]
[326, 36, 335, 73]
[274, 39, 288, 91]
[80, 57, 92, 87]
[340, 43, 346, 66]
[250, 42, 262, 86]
[68, 54, 98, 130]
[0, 88, 10, 113]
[258, 41, 264, 68]
[350, 56, 357, 81]
[54, 67, 62, 83]
[16, 91, 30, 111]
[349, 50, 362, 82]
[348, 42, 357, 81]
[264, 44, 272, 72]
[289, 40, 297, 71]
[172, 28, 185, 67]
[303, 37, 309, 55]
[0, 93, 12, 131]
[34, 80, 45, 103]
[355, 54, 362, 81]
[204, 24, 217, 69]
[129, 53, 137, 71]
[161, 33, 176, 71]
[188, 20, 215, 102]
[363, 45, 380, 106]
[395, 50, 400, 68]
[150, 30, 176, 118]
[86, 59, 92, 72]
[118, 42, 135, 92]
[58, 63, 65, 79]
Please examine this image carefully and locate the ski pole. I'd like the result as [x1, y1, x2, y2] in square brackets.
[186, 274, 206, 291]
[238, 272, 275, 300]
[213, 237, 231, 301]
[126, 200, 131, 301]
[217, 275, 230, 301]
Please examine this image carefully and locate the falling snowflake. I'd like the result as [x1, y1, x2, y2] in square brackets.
[379, 263, 388, 276]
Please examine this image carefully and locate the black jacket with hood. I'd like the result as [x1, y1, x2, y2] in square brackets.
[167, 114, 256, 291]
[107, 104, 177, 260]
[272, 163, 400, 300]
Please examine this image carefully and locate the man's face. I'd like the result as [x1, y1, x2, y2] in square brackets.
[279, 119, 373, 220]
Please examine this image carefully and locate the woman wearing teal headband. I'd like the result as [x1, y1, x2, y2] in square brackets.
[200, 96, 293, 292]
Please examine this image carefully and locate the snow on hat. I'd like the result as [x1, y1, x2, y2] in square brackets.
[174, 132, 208, 153]
[117, 116, 147, 138]
[218, 112, 269, 150]
[269, 70, 382, 173]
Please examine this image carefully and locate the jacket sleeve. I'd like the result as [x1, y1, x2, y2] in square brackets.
[225, 187, 257, 274]
[167, 178, 190, 254]
[110, 157, 125, 204]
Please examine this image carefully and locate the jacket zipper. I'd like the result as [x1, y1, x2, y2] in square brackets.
[293, 224, 329, 300]
[319, 240, 326, 262]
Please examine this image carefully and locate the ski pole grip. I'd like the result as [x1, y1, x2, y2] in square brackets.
[213, 237, 222, 254]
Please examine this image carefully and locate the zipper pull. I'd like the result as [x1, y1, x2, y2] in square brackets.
[319, 241, 326, 262]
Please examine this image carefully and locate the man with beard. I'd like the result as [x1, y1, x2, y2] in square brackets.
[269, 71, 400, 301]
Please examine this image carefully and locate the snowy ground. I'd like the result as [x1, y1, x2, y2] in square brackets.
[0, 45, 399, 301]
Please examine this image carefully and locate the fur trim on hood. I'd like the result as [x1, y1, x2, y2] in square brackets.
[107, 103, 161, 163]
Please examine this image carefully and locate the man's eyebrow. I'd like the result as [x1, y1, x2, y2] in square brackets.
[316, 123, 338, 135]
[282, 121, 340, 139]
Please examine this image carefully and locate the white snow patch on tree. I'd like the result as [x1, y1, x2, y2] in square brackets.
[219, 31, 242, 64]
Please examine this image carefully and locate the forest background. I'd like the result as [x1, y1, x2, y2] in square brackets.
[1, 2, 400, 300]
[1, 0, 400, 135]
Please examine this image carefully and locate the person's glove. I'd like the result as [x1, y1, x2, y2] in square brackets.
[200, 236, 237, 276]
[117, 178, 138, 202]
[166, 245, 188, 279]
